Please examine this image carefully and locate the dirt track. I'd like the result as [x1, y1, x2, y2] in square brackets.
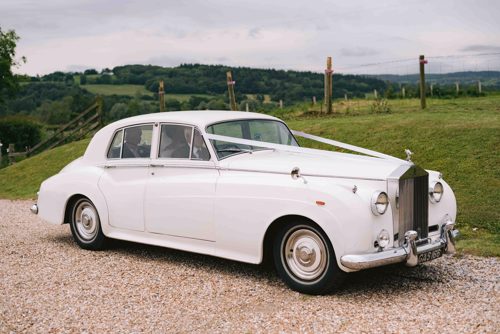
[1, 199, 498, 333]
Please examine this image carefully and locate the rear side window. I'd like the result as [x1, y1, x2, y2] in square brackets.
[107, 130, 123, 158]
[107, 124, 153, 159]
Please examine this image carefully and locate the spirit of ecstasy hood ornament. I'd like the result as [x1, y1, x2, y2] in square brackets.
[405, 149, 413, 162]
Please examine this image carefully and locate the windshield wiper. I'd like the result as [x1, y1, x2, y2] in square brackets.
[216, 148, 254, 154]
[217, 147, 275, 155]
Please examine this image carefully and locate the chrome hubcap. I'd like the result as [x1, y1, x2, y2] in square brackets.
[74, 201, 98, 241]
[284, 228, 327, 281]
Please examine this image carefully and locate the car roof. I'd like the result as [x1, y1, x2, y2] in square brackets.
[106, 110, 281, 130]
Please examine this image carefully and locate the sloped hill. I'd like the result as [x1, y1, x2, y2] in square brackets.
[0, 139, 90, 199]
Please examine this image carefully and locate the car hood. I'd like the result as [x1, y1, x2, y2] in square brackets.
[219, 149, 410, 181]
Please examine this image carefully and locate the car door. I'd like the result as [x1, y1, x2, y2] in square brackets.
[144, 124, 218, 241]
[98, 124, 154, 232]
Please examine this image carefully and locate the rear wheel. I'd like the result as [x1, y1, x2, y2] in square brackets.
[273, 220, 345, 294]
[69, 197, 107, 250]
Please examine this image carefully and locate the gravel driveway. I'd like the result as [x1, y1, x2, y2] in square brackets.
[1, 199, 498, 333]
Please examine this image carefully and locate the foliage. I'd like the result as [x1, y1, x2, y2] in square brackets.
[0, 82, 94, 120]
[84, 69, 98, 75]
[112, 64, 387, 101]
[31, 96, 74, 124]
[0, 116, 42, 153]
[370, 98, 391, 113]
[0, 28, 25, 104]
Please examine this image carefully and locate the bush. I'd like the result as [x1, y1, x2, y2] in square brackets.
[0, 116, 42, 154]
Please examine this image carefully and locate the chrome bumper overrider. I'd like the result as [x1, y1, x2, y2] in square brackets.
[30, 204, 38, 215]
[340, 221, 459, 270]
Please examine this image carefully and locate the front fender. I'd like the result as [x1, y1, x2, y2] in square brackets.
[302, 177, 394, 272]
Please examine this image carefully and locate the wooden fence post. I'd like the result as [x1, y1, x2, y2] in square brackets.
[455, 82, 460, 95]
[324, 57, 333, 114]
[478, 80, 482, 94]
[8, 144, 15, 164]
[312, 96, 316, 106]
[226, 71, 237, 111]
[374, 89, 378, 99]
[402, 87, 406, 98]
[159, 80, 165, 112]
[430, 84, 433, 97]
[279, 99, 283, 109]
[245, 103, 249, 112]
[419, 55, 427, 109]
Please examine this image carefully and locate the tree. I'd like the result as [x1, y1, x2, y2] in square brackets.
[0, 28, 25, 104]
[80, 74, 87, 85]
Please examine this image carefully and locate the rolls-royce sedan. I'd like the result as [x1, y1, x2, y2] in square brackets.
[31, 110, 459, 294]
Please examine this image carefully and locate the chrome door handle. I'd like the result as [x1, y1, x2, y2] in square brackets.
[149, 163, 164, 167]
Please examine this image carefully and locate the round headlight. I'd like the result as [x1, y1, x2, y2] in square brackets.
[429, 181, 444, 203]
[377, 229, 390, 249]
[371, 191, 389, 215]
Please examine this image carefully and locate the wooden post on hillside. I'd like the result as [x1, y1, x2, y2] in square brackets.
[324, 57, 333, 114]
[419, 55, 427, 109]
[402, 87, 406, 98]
[279, 99, 283, 109]
[344, 93, 348, 101]
[312, 96, 316, 106]
[430, 84, 433, 97]
[478, 80, 482, 94]
[455, 82, 460, 95]
[245, 103, 249, 112]
[226, 71, 237, 111]
[8, 144, 15, 164]
[373, 89, 378, 99]
[159, 80, 165, 112]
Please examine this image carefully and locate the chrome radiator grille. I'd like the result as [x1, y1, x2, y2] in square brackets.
[398, 170, 429, 243]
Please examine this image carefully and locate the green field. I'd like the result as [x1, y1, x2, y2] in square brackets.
[80, 84, 213, 102]
[0, 96, 498, 256]
[81, 84, 154, 96]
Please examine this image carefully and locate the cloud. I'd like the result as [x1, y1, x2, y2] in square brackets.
[340, 47, 379, 57]
[3, 0, 500, 75]
[460, 45, 500, 53]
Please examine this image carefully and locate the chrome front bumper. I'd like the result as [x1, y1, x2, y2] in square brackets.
[340, 221, 459, 271]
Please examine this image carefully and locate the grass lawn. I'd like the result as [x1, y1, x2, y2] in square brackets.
[0, 95, 498, 256]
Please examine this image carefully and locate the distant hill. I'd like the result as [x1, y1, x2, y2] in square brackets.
[372, 71, 500, 87]
[101, 63, 387, 101]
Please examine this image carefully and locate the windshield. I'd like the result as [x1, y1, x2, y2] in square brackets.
[206, 119, 299, 159]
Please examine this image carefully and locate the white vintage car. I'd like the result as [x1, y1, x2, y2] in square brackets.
[32, 110, 459, 294]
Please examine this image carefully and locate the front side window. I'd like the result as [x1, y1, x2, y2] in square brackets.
[159, 124, 192, 159]
[159, 124, 211, 161]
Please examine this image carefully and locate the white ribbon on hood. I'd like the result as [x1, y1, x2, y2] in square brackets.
[204, 130, 405, 163]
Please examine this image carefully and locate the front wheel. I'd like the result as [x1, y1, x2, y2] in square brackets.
[273, 221, 345, 294]
[69, 197, 108, 250]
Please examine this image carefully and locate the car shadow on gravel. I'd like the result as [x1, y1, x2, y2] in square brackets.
[49, 233, 454, 295]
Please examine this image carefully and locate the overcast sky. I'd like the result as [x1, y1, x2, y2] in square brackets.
[1, 0, 499, 75]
